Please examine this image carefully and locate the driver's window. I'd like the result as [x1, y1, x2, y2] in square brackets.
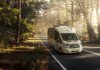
[54, 31, 61, 42]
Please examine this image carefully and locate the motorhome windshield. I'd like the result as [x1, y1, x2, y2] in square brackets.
[61, 33, 78, 41]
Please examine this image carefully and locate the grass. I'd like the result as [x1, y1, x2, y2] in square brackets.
[0, 38, 49, 70]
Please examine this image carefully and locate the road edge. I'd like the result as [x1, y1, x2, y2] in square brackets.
[39, 37, 67, 70]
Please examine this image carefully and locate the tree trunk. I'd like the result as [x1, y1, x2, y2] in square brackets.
[16, 0, 21, 45]
[96, 0, 100, 41]
[90, 0, 93, 24]
[71, 1, 74, 27]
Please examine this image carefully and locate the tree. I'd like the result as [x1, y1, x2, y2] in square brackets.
[0, 2, 19, 45]
[0, 0, 35, 46]
[96, 0, 100, 41]
[76, 0, 97, 41]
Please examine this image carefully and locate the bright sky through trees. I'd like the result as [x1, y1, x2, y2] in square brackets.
[91, 10, 97, 26]
[45, 0, 49, 2]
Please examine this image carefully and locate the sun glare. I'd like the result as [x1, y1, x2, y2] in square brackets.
[45, 0, 49, 2]
[91, 10, 97, 26]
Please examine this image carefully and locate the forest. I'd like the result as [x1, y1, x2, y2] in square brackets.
[0, 0, 100, 46]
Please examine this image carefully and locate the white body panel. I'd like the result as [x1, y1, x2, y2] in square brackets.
[48, 26, 82, 54]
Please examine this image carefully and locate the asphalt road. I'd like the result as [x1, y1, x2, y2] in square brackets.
[40, 36, 100, 70]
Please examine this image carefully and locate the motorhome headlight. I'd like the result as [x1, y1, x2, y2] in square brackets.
[63, 43, 69, 48]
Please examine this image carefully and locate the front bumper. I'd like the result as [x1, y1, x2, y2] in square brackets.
[62, 47, 82, 54]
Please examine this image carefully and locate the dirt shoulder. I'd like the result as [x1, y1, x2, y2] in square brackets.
[0, 38, 49, 70]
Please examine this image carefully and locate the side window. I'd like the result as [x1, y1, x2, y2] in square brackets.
[54, 31, 58, 41]
[48, 29, 54, 39]
[54, 31, 61, 42]
[48, 30, 51, 38]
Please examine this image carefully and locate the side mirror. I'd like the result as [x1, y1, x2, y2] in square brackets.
[56, 39, 62, 43]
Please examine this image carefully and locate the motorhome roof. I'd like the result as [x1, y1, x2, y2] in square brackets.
[55, 26, 76, 33]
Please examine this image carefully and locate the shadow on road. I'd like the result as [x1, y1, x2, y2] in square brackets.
[0, 37, 49, 70]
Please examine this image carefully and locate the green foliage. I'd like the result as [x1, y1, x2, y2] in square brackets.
[0, 0, 49, 46]
[31, 1, 48, 11]
[21, 2, 35, 19]
[21, 1, 45, 20]
[0, 2, 6, 7]
[0, 7, 19, 45]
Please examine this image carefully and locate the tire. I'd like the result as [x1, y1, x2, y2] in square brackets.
[59, 47, 63, 54]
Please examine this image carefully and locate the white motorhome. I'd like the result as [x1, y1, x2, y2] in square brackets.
[47, 26, 82, 54]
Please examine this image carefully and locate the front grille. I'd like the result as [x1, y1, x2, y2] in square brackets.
[70, 44, 79, 48]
